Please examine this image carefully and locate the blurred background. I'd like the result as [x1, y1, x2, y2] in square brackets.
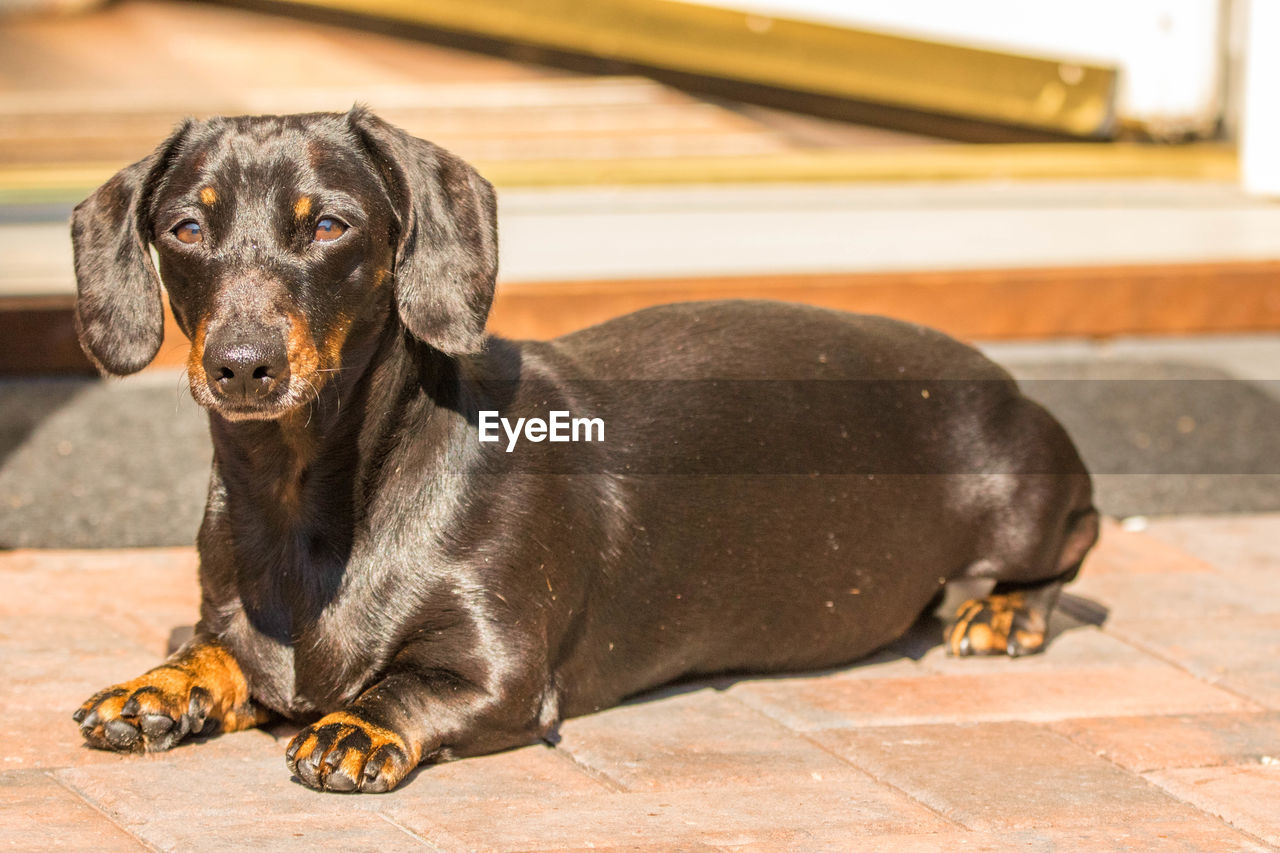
[1, 0, 1278, 546]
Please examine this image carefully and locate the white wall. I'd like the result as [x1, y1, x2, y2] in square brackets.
[1240, 0, 1280, 194]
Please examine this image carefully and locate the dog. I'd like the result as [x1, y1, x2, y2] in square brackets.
[70, 108, 1099, 793]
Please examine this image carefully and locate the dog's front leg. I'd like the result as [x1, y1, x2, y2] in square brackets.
[286, 663, 546, 794]
[74, 635, 269, 752]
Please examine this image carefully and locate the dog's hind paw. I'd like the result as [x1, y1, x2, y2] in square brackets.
[945, 593, 1046, 658]
[286, 711, 416, 793]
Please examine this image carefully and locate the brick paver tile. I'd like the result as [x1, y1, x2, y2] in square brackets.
[814, 722, 1206, 831]
[0, 619, 159, 771]
[144, 726, 296, 766]
[1073, 573, 1279, 625]
[57, 751, 435, 850]
[555, 688, 875, 792]
[383, 784, 952, 852]
[729, 668, 1257, 731]
[361, 741, 611, 800]
[0, 770, 146, 851]
[0, 549, 200, 654]
[14, 525, 1276, 850]
[0, 549, 227, 771]
[1143, 514, 1280, 588]
[1028, 824, 1274, 853]
[1146, 765, 1280, 847]
[1103, 615, 1280, 709]
[1082, 522, 1218, 577]
[719, 823, 1273, 852]
[54, 738, 617, 850]
[1219, 669, 1280, 711]
[558, 840, 727, 845]
[1052, 712, 1280, 773]
[0, 707, 143, 774]
[916, 622, 1167, 676]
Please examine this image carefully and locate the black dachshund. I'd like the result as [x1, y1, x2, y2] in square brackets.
[71, 109, 1098, 792]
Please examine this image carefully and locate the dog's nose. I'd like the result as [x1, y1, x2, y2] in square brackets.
[203, 334, 289, 401]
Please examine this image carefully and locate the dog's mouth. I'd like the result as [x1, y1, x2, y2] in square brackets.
[189, 373, 323, 421]
[204, 388, 311, 420]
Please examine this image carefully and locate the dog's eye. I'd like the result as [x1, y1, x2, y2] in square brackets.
[313, 218, 346, 242]
[174, 221, 202, 244]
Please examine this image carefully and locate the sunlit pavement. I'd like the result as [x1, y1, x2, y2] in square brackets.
[1, 516, 1277, 851]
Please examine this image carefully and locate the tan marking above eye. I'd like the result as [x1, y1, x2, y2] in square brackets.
[200, 186, 217, 205]
[294, 196, 312, 219]
[313, 218, 346, 242]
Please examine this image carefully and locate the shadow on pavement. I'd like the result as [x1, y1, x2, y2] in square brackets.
[3, 359, 1280, 548]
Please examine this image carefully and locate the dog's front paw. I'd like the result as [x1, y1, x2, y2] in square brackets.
[73, 670, 215, 753]
[286, 711, 415, 793]
[946, 593, 1047, 658]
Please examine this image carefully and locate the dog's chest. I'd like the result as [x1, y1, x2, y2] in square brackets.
[217, 541, 400, 716]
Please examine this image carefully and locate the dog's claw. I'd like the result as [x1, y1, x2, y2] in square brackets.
[319, 746, 360, 792]
[103, 718, 143, 751]
[139, 713, 176, 738]
[360, 744, 409, 793]
[284, 734, 304, 764]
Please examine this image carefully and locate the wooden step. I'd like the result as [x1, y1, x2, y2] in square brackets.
[9, 260, 1280, 375]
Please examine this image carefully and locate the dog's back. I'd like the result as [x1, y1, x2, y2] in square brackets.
[501, 300, 1094, 711]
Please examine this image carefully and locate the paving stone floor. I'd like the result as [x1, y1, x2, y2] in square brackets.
[0, 515, 1277, 851]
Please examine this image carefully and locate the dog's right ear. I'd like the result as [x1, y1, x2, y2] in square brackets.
[71, 122, 190, 376]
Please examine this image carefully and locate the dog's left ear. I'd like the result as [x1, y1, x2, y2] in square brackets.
[71, 121, 191, 375]
[349, 108, 498, 356]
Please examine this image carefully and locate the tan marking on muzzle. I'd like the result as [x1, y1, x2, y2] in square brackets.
[320, 313, 356, 370]
[199, 186, 217, 206]
[186, 319, 209, 385]
[285, 312, 321, 384]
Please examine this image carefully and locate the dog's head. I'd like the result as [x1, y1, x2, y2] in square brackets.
[71, 107, 497, 420]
